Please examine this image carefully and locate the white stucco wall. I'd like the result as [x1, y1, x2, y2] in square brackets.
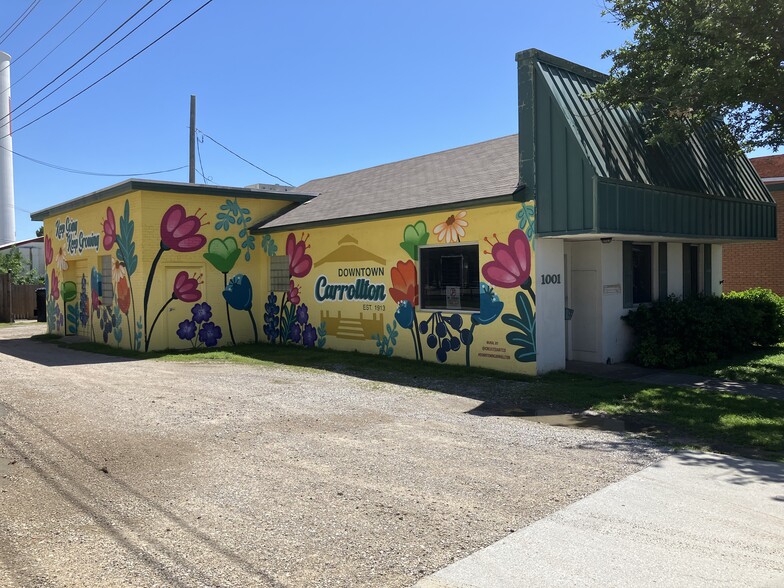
[711, 244, 722, 294]
[667, 242, 684, 297]
[600, 241, 633, 364]
[534, 238, 565, 374]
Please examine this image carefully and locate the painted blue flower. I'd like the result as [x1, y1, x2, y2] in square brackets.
[394, 300, 415, 329]
[177, 319, 197, 340]
[264, 291, 278, 314]
[296, 303, 309, 325]
[472, 282, 504, 326]
[198, 321, 223, 347]
[191, 302, 212, 324]
[289, 322, 302, 343]
[223, 273, 253, 311]
[302, 323, 317, 347]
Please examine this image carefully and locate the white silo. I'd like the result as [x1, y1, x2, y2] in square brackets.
[0, 51, 14, 245]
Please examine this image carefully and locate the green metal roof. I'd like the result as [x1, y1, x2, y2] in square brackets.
[516, 49, 775, 240]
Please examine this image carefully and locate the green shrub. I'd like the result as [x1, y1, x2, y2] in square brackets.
[622, 289, 784, 368]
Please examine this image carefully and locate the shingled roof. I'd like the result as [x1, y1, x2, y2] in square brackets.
[258, 135, 519, 230]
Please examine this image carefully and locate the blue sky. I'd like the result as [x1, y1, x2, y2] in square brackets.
[1, 0, 775, 240]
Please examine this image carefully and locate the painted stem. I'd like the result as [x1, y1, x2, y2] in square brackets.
[522, 277, 536, 305]
[410, 326, 420, 360]
[224, 273, 236, 345]
[126, 314, 132, 349]
[278, 291, 289, 344]
[145, 296, 174, 351]
[128, 276, 138, 349]
[412, 308, 424, 361]
[143, 245, 166, 347]
[248, 308, 258, 343]
[465, 323, 476, 368]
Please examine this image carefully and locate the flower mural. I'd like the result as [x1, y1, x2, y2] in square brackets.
[399, 221, 429, 260]
[144, 203, 207, 350]
[177, 302, 223, 348]
[117, 277, 131, 315]
[44, 235, 53, 266]
[203, 236, 242, 344]
[50, 269, 60, 301]
[463, 282, 504, 367]
[216, 198, 255, 261]
[482, 229, 532, 290]
[286, 232, 312, 278]
[146, 271, 203, 350]
[54, 246, 68, 271]
[160, 204, 208, 252]
[481, 228, 536, 363]
[389, 260, 418, 306]
[223, 273, 258, 343]
[265, 234, 325, 348]
[103, 207, 116, 251]
[433, 211, 468, 243]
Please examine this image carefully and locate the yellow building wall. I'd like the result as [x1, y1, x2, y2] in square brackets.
[42, 189, 291, 351]
[262, 200, 538, 375]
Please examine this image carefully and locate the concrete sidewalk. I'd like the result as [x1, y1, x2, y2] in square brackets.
[566, 360, 784, 401]
[415, 451, 784, 588]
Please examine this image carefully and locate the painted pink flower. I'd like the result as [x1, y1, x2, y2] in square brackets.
[286, 232, 312, 278]
[103, 207, 116, 250]
[44, 235, 53, 266]
[172, 271, 202, 303]
[288, 280, 301, 305]
[482, 229, 532, 288]
[160, 205, 208, 252]
[50, 269, 60, 301]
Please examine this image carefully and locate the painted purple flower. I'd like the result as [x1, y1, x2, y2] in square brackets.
[191, 302, 212, 324]
[198, 321, 223, 347]
[177, 319, 197, 340]
[160, 204, 208, 252]
[302, 324, 317, 347]
[296, 303, 309, 325]
[289, 322, 302, 343]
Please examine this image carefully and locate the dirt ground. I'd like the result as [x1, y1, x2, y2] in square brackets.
[0, 323, 665, 587]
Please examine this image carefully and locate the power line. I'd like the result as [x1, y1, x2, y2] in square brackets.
[12, 0, 110, 89]
[195, 133, 212, 183]
[197, 129, 294, 187]
[0, 0, 216, 140]
[7, 0, 176, 129]
[3, 0, 156, 123]
[1, 143, 187, 177]
[0, 0, 41, 46]
[1, 0, 86, 74]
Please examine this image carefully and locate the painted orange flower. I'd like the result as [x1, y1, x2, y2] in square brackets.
[433, 211, 468, 243]
[117, 276, 131, 315]
[389, 260, 418, 305]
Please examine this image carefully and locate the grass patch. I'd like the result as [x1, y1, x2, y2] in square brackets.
[678, 345, 784, 386]
[50, 339, 784, 462]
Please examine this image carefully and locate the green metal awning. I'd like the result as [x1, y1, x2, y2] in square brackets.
[516, 49, 775, 240]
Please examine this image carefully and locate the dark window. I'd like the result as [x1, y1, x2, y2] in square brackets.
[687, 245, 700, 297]
[631, 244, 652, 304]
[419, 244, 480, 311]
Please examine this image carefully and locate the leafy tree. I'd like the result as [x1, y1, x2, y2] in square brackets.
[595, 0, 784, 152]
[0, 247, 43, 284]
[35, 225, 44, 237]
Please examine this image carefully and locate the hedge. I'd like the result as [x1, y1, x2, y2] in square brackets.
[622, 288, 784, 368]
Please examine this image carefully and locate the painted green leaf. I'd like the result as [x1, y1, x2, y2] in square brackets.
[502, 291, 536, 362]
[116, 199, 138, 276]
[62, 280, 78, 303]
[203, 237, 241, 273]
[400, 221, 429, 260]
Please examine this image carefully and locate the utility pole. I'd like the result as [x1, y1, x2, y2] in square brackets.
[189, 95, 196, 183]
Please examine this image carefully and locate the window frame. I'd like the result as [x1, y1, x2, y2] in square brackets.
[417, 242, 481, 313]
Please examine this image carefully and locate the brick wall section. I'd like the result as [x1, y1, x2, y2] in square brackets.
[723, 184, 784, 294]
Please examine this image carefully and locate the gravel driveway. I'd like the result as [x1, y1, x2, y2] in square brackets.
[0, 323, 665, 587]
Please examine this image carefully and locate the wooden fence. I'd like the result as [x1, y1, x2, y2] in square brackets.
[0, 273, 44, 321]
